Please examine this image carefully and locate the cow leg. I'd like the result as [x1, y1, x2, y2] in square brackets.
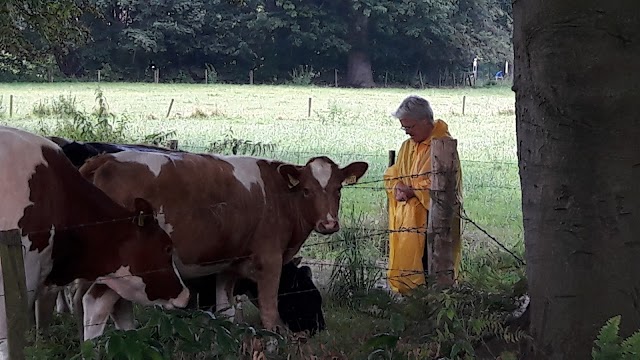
[216, 273, 236, 321]
[35, 286, 58, 331]
[82, 283, 121, 341]
[255, 255, 284, 331]
[110, 298, 135, 331]
[234, 295, 245, 324]
[55, 289, 70, 314]
[72, 279, 92, 340]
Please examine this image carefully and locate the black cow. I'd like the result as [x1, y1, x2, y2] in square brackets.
[189, 257, 326, 334]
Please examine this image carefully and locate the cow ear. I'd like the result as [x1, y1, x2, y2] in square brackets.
[278, 164, 301, 189]
[133, 198, 155, 227]
[291, 256, 303, 267]
[340, 161, 369, 185]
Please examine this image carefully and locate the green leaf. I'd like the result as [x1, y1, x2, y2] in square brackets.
[158, 316, 173, 339]
[364, 333, 399, 351]
[390, 313, 406, 333]
[105, 334, 125, 358]
[622, 330, 640, 355]
[446, 308, 456, 320]
[80, 340, 97, 360]
[173, 319, 194, 340]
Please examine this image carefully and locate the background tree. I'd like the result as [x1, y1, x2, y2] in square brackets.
[513, 0, 640, 358]
[1, 0, 514, 85]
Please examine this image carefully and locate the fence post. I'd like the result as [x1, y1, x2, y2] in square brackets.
[462, 96, 466, 115]
[334, 69, 338, 87]
[308, 97, 312, 118]
[168, 140, 178, 150]
[0, 229, 28, 360]
[249, 70, 254, 85]
[166, 99, 174, 118]
[9, 95, 13, 118]
[385, 150, 396, 258]
[426, 138, 458, 287]
[97, 70, 101, 82]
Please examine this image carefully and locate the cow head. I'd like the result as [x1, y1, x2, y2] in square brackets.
[278, 157, 368, 234]
[277, 257, 326, 335]
[97, 197, 190, 310]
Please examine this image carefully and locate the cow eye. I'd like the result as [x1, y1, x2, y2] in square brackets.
[165, 245, 172, 254]
[303, 188, 311, 197]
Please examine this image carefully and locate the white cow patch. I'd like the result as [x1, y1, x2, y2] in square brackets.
[113, 151, 178, 177]
[310, 159, 333, 189]
[95, 266, 190, 309]
[0, 127, 64, 360]
[82, 284, 121, 340]
[156, 206, 173, 236]
[173, 255, 232, 280]
[0, 127, 58, 230]
[218, 155, 265, 196]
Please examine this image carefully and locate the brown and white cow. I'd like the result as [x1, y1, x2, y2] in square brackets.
[0, 126, 190, 358]
[76, 150, 368, 336]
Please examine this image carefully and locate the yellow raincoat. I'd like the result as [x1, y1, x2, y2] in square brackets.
[383, 119, 463, 294]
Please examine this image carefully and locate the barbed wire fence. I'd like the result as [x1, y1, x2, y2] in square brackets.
[0, 139, 525, 357]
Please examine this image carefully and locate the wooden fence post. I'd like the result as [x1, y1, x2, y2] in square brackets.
[308, 97, 312, 117]
[9, 95, 13, 118]
[168, 140, 178, 150]
[426, 138, 459, 287]
[462, 96, 466, 115]
[97, 70, 101, 82]
[0, 229, 28, 360]
[334, 69, 338, 87]
[385, 150, 396, 258]
[249, 70, 254, 85]
[166, 99, 174, 118]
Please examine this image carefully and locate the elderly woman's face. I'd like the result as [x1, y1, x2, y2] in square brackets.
[400, 117, 433, 143]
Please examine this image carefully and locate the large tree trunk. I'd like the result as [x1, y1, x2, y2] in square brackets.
[513, 1, 640, 359]
[345, 13, 375, 88]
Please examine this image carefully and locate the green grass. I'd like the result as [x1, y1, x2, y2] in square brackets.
[0, 82, 521, 256]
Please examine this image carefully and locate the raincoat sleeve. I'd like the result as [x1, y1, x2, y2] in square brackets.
[383, 141, 407, 198]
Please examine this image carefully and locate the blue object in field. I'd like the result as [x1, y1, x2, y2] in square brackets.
[495, 70, 504, 80]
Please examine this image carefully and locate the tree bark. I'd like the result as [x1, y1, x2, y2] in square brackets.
[345, 12, 376, 88]
[513, 1, 640, 359]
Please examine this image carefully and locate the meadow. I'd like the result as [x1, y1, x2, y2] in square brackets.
[0, 82, 525, 359]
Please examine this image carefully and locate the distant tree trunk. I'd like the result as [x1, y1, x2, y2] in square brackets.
[53, 48, 84, 77]
[514, 1, 640, 359]
[345, 12, 375, 88]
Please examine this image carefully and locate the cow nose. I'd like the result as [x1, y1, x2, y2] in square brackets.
[316, 220, 339, 234]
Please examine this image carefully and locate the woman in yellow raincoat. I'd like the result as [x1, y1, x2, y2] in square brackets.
[384, 95, 463, 295]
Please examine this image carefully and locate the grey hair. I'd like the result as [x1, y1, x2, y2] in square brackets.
[391, 95, 434, 123]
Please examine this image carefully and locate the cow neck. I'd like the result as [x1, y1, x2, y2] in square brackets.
[45, 149, 132, 284]
[287, 192, 315, 251]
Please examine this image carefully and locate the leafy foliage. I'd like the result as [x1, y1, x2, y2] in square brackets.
[206, 129, 277, 156]
[3, 0, 513, 85]
[36, 88, 175, 144]
[73, 308, 282, 359]
[328, 212, 384, 306]
[592, 316, 640, 360]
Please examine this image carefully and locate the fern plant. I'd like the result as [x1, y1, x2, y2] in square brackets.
[592, 315, 640, 360]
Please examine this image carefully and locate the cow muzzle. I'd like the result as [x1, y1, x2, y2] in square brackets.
[315, 219, 339, 234]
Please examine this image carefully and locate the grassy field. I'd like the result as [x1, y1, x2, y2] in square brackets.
[0, 82, 521, 248]
[1, 82, 526, 359]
